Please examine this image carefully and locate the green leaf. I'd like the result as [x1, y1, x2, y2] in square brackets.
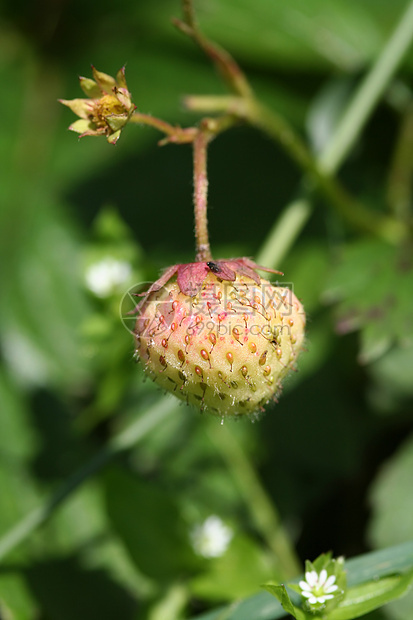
[323, 240, 413, 370]
[368, 437, 413, 619]
[283, 242, 331, 314]
[190, 535, 279, 601]
[191, 542, 413, 620]
[369, 435, 413, 549]
[0, 456, 41, 563]
[42, 479, 152, 601]
[368, 343, 413, 409]
[24, 555, 138, 620]
[92, 206, 139, 246]
[42, 480, 107, 554]
[262, 584, 307, 620]
[141, 0, 413, 71]
[190, 591, 286, 620]
[104, 466, 197, 581]
[0, 201, 91, 390]
[0, 573, 38, 620]
[344, 541, 413, 586]
[329, 570, 413, 620]
[0, 369, 38, 461]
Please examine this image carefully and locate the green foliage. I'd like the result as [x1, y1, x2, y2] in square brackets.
[190, 534, 278, 601]
[367, 437, 413, 619]
[104, 466, 198, 581]
[323, 240, 413, 365]
[328, 571, 413, 620]
[197, 543, 413, 620]
[264, 570, 413, 620]
[1, 0, 413, 618]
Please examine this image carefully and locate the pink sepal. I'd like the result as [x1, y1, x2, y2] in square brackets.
[177, 262, 209, 296]
[135, 257, 283, 304]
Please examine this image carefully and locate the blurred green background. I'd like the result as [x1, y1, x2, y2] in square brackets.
[1, 0, 413, 618]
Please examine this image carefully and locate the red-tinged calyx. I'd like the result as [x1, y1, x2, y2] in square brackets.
[133, 258, 305, 417]
[136, 257, 283, 300]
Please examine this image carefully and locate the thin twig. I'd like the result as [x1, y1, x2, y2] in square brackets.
[129, 113, 197, 144]
[173, 0, 252, 98]
[181, 0, 413, 249]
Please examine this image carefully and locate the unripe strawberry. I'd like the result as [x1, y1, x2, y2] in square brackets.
[134, 258, 305, 417]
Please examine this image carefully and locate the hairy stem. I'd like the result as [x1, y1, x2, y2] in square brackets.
[130, 112, 197, 143]
[193, 128, 213, 261]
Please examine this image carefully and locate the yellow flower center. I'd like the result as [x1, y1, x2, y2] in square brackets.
[91, 94, 125, 128]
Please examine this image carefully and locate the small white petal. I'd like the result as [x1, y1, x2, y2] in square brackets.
[306, 571, 318, 587]
[318, 569, 328, 586]
[325, 584, 339, 594]
[323, 594, 334, 600]
[325, 575, 337, 589]
[317, 596, 326, 604]
[308, 596, 318, 605]
[301, 591, 313, 599]
[299, 581, 312, 591]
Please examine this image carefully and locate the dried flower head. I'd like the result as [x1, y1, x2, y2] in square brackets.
[60, 66, 136, 144]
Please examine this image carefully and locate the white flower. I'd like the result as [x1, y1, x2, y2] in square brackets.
[299, 569, 338, 605]
[85, 257, 132, 297]
[190, 515, 233, 558]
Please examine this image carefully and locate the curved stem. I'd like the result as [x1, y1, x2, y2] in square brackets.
[174, 5, 252, 99]
[186, 93, 407, 243]
[255, 0, 413, 268]
[129, 112, 197, 144]
[184, 0, 413, 261]
[245, 98, 407, 244]
[207, 420, 301, 579]
[193, 129, 213, 261]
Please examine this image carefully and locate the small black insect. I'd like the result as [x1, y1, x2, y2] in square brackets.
[207, 261, 221, 274]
